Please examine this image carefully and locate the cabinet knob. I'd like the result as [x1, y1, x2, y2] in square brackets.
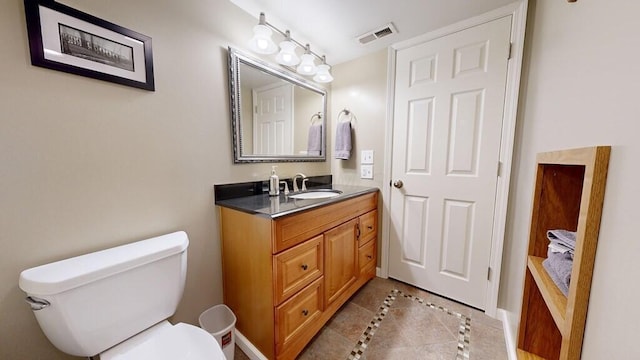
[366, 255, 372, 259]
[301, 264, 308, 271]
[302, 309, 309, 316]
[367, 225, 373, 230]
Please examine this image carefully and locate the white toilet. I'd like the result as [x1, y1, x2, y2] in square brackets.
[19, 231, 226, 360]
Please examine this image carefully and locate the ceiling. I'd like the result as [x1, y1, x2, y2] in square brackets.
[228, 0, 517, 65]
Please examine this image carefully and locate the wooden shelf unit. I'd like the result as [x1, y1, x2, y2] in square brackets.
[517, 146, 610, 360]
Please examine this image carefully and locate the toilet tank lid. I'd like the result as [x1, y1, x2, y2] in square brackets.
[19, 231, 189, 296]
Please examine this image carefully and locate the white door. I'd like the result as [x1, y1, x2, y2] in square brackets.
[253, 83, 293, 155]
[388, 16, 512, 309]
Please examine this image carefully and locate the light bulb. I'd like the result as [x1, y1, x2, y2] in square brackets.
[297, 53, 317, 76]
[313, 63, 333, 83]
[248, 24, 277, 54]
[276, 40, 300, 66]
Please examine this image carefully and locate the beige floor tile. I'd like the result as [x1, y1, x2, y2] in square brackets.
[325, 302, 375, 342]
[298, 327, 354, 360]
[468, 322, 508, 360]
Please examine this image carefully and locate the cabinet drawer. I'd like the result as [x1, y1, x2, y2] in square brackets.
[359, 239, 376, 275]
[275, 278, 323, 352]
[274, 235, 323, 305]
[358, 210, 377, 246]
[274, 192, 377, 253]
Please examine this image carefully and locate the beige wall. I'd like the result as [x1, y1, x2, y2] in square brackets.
[330, 49, 388, 188]
[0, 0, 329, 358]
[498, 0, 640, 358]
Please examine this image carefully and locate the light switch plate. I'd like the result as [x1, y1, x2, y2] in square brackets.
[360, 164, 374, 179]
[361, 150, 374, 164]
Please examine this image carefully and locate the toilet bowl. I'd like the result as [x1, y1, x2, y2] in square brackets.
[19, 231, 225, 360]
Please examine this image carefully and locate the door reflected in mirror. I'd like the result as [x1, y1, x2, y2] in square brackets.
[229, 47, 327, 163]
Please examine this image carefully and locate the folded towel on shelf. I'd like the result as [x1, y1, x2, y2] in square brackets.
[307, 123, 322, 156]
[548, 242, 573, 255]
[547, 229, 577, 249]
[542, 251, 573, 296]
[334, 121, 352, 160]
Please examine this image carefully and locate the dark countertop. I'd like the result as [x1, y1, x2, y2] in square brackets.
[215, 184, 379, 219]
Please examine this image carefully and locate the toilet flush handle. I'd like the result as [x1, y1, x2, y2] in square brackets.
[25, 296, 50, 311]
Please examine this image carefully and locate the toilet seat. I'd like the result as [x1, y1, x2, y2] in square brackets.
[100, 321, 225, 360]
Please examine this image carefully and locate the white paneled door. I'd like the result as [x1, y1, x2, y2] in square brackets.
[388, 16, 512, 309]
[253, 83, 293, 155]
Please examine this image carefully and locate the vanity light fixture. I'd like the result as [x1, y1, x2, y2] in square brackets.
[248, 12, 332, 82]
[313, 55, 333, 83]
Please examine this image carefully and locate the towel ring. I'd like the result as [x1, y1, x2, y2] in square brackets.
[337, 108, 357, 125]
[310, 112, 322, 124]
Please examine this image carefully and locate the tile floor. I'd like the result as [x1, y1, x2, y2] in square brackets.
[233, 277, 508, 360]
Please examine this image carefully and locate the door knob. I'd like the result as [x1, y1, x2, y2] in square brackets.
[393, 180, 404, 188]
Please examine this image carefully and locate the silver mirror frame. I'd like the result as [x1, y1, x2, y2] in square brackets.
[228, 47, 327, 163]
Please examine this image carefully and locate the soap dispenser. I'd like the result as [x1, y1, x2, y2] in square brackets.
[269, 166, 279, 196]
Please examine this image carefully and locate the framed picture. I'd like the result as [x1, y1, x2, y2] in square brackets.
[24, 0, 155, 91]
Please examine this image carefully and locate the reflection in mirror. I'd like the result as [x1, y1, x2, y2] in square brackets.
[228, 47, 327, 163]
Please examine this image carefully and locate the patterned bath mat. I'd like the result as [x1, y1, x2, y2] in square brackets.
[347, 289, 471, 360]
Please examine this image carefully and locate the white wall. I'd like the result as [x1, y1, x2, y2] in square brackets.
[498, 0, 640, 358]
[0, 0, 329, 358]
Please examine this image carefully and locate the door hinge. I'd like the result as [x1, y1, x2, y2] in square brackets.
[487, 267, 492, 281]
[507, 42, 514, 60]
[497, 161, 503, 177]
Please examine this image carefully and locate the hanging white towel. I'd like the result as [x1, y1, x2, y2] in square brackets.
[334, 121, 352, 160]
[307, 124, 322, 156]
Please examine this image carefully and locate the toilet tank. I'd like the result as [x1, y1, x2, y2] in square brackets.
[19, 231, 189, 357]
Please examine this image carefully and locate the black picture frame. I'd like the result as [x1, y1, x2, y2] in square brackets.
[24, 0, 155, 91]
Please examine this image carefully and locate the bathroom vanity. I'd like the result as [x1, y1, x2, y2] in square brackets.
[216, 183, 378, 360]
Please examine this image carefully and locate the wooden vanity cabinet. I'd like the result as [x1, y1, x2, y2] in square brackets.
[219, 191, 378, 360]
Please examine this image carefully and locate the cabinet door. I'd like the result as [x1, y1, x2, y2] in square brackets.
[324, 218, 358, 305]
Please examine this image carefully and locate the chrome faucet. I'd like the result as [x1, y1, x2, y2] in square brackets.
[292, 173, 308, 193]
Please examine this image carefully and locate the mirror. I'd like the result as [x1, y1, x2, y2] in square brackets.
[228, 47, 327, 163]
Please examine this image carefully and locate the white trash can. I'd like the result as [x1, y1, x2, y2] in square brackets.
[199, 304, 237, 360]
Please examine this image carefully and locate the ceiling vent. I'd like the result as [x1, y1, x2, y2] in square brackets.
[357, 23, 398, 45]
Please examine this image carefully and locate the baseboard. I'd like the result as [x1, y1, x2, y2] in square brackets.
[497, 308, 518, 360]
[235, 330, 268, 360]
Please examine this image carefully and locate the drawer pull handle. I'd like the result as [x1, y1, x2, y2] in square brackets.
[367, 225, 373, 230]
[366, 255, 373, 259]
[302, 309, 309, 316]
[301, 264, 308, 270]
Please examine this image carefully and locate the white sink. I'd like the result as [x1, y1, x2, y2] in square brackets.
[288, 190, 343, 200]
